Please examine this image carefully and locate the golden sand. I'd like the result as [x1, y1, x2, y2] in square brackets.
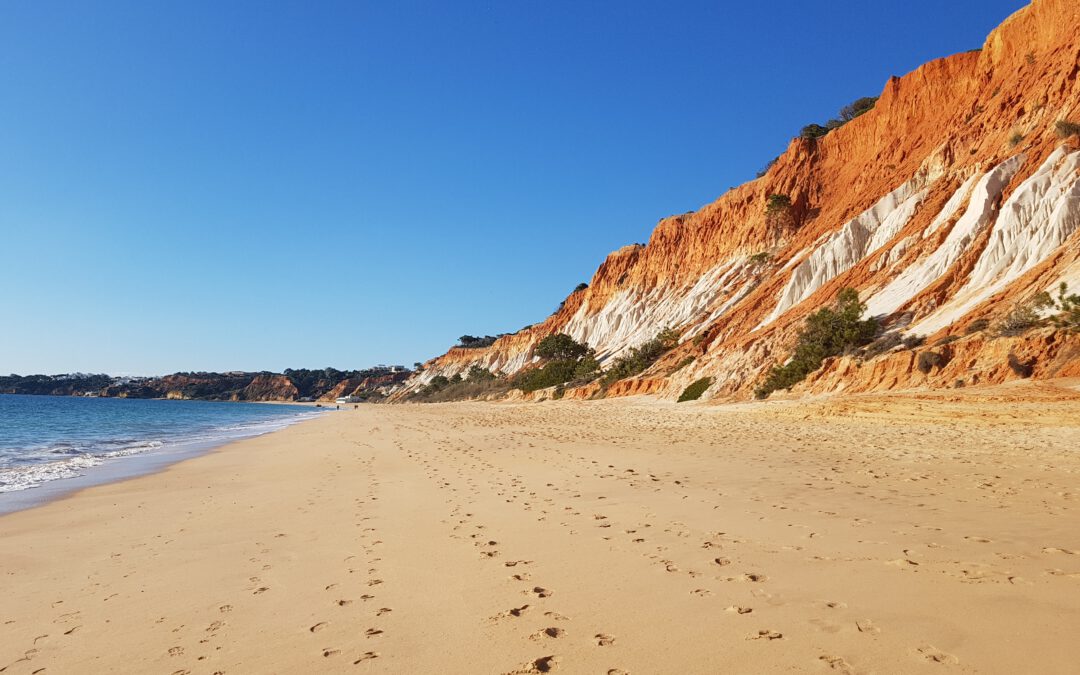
[3, 383, 1080, 673]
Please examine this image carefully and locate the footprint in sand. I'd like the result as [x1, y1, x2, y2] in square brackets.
[310, 622, 327, 633]
[364, 628, 383, 638]
[532, 627, 565, 640]
[856, 619, 880, 634]
[532, 587, 553, 598]
[819, 655, 855, 672]
[353, 651, 379, 664]
[511, 655, 557, 673]
[595, 633, 615, 646]
[323, 648, 340, 657]
[725, 606, 753, 614]
[749, 629, 783, 641]
[916, 645, 958, 664]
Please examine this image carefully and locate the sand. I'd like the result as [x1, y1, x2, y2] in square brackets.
[3, 382, 1080, 674]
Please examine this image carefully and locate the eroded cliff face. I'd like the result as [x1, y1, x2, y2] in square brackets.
[401, 0, 1080, 401]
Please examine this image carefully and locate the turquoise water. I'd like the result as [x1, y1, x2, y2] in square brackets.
[0, 394, 320, 505]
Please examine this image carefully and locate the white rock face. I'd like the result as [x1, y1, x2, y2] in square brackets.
[865, 155, 1025, 317]
[762, 171, 935, 326]
[912, 148, 1080, 334]
[923, 173, 981, 238]
[563, 259, 749, 361]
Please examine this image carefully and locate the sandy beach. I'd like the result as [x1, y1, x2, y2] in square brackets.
[3, 383, 1080, 674]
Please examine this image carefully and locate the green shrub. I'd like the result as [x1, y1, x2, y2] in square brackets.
[800, 124, 829, 140]
[457, 335, 503, 348]
[466, 366, 496, 382]
[413, 373, 513, 402]
[672, 356, 695, 373]
[573, 282, 589, 293]
[862, 332, 901, 359]
[1055, 120, 1080, 138]
[574, 354, 601, 380]
[799, 97, 878, 140]
[766, 194, 792, 213]
[535, 333, 589, 360]
[515, 359, 580, 392]
[994, 293, 1054, 336]
[1048, 282, 1080, 331]
[965, 319, 990, 334]
[839, 96, 878, 122]
[756, 157, 778, 179]
[601, 328, 680, 386]
[902, 334, 926, 349]
[754, 288, 877, 399]
[1009, 132, 1025, 147]
[749, 251, 771, 265]
[678, 377, 713, 402]
[916, 351, 945, 374]
[512, 334, 599, 393]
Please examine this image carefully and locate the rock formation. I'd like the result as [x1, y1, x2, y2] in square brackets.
[400, 0, 1080, 401]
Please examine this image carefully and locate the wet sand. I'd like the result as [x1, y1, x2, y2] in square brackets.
[2, 382, 1080, 674]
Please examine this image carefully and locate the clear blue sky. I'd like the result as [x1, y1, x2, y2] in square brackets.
[0, 0, 1026, 375]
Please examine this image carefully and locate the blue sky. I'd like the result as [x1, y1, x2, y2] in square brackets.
[0, 0, 1026, 375]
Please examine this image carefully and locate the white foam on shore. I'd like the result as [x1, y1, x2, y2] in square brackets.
[0, 411, 321, 495]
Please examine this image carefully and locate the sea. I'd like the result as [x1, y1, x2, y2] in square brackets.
[0, 394, 322, 513]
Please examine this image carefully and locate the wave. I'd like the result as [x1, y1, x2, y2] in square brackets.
[0, 410, 321, 493]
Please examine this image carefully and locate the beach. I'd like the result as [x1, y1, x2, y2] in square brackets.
[3, 383, 1080, 674]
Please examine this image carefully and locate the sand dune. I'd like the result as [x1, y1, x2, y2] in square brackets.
[3, 384, 1080, 673]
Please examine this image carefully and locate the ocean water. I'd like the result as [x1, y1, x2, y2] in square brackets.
[0, 394, 321, 510]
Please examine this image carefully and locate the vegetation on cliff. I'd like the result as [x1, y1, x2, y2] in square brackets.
[755, 289, 878, 399]
[678, 377, 713, 402]
[800, 96, 878, 139]
[515, 334, 599, 393]
[600, 328, 680, 387]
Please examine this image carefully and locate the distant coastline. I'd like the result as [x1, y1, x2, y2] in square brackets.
[0, 366, 410, 403]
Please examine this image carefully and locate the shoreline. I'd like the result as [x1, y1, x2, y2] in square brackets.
[0, 399, 325, 515]
[2, 388, 1080, 673]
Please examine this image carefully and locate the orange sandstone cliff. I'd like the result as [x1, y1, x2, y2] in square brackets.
[399, 0, 1080, 401]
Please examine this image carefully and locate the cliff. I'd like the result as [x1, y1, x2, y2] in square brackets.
[399, 0, 1080, 402]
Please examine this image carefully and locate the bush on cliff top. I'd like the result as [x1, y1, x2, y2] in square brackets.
[800, 96, 878, 140]
[754, 288, 877, 399]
